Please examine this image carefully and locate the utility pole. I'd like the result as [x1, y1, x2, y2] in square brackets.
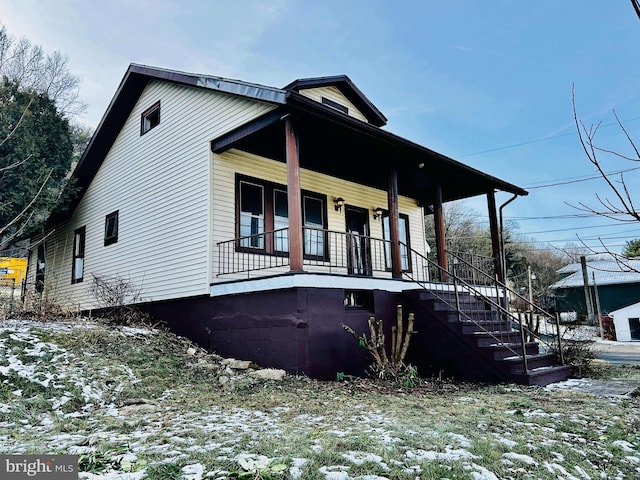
[592, 272, 604, 340]
[580, 256, 594, 324]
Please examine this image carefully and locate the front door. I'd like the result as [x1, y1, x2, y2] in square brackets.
[345, 206, 372, 276]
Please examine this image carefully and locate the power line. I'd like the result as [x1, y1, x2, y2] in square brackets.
[524, 166, 640, 189]
[458, 115, 640, 158]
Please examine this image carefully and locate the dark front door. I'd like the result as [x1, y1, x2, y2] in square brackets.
[345, 206, 372, 276]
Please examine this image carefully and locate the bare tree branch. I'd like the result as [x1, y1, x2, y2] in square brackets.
[0, 98, 32, 149]
[633, 0, 640, 21]
[0, 168, 52, 238]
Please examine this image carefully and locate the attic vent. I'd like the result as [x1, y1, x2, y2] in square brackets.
[321, 97, 348, 114]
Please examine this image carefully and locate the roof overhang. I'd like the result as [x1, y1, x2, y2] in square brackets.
[212, 92, 527, 206]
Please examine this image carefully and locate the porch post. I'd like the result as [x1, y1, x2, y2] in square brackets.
[433, 184, 448, 281]
[388, 167, 402, 279]
[285, 115, 304, 272]
[487, 189, 504, 284]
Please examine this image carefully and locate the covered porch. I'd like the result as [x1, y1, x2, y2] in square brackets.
[211, 89, 527, 285]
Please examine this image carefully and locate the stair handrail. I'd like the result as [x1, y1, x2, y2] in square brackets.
[401, 243, 526, 366]
[446, 250, 564, 365]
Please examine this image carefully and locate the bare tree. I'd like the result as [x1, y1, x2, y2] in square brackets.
[570, 84, 640, 271]
[0, 24, 85, 116]
[424, 200, 492, 257]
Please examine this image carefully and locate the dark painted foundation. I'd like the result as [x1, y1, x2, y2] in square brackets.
[144, 287, 403, 380]
[142, 284, 570, 385]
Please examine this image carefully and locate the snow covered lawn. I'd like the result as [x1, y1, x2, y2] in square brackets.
[1, 319, 639, 479]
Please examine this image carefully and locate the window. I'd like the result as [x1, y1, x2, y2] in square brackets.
[273, 189, 289, 252]
[239, 181, 264, 249]
[304, 196, 324, 258]
[141, 101, 160, 135]
[382, 213, 411, 272]
[35, 244, 45, 293]
[235, 175, 327, 257]
[344, 289, 374, 311]
[72, 226, 86, 284]
[321, 96, 349, 114]
[104, 211, 119, 246]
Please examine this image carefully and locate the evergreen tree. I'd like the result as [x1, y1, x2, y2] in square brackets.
[0, 78, 73, 248]
[623, 239, 640, 258]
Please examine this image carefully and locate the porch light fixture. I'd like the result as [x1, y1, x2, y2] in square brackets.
[372, 207, 384, 220]
[334, 197, 345, 212]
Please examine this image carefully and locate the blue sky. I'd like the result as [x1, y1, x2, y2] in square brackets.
[3, 0, 640, 255]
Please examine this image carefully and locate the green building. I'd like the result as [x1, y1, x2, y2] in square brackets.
[550, 260, 640, 320]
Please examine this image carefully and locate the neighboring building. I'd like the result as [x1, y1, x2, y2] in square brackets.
[550, 260, 640, 319]
[25, 64, 570, 385]
[609, 302, 640, 341]
[0, 257, 28, 286]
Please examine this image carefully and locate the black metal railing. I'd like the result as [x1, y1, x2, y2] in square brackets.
[447, 250, 495, 286]
[216, 227, 394, 277]
[403, 244, 564, 374]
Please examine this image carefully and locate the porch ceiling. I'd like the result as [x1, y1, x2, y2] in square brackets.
[212, 94, 527, 207]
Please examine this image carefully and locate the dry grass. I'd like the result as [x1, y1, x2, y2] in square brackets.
[1, 318, 639, 479]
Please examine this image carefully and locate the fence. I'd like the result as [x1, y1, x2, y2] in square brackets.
[0, 278, 24, 317]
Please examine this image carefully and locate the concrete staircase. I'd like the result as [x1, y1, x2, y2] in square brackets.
[403, 289, 572, 386]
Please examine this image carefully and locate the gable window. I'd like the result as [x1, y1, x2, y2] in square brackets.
[104, 211, 119, 246]
[382, 213, 411, 272]
[72, 226, 86, 284]
[141, 101, 160, 135]
[321, 96, 349, 114]
[235, 174, 327, 258]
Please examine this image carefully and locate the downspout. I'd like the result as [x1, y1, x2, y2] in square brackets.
[499, 193, 519, 286]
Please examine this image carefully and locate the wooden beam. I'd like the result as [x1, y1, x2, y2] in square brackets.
[388, 167, 402, 279]
[434, 184, 447, 281]
[487, 190, 504, 284]
[285, 115, 303, 272]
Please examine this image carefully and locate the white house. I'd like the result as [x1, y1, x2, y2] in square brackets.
[25, 64, 570, 385]
[609, 302, 640, 341]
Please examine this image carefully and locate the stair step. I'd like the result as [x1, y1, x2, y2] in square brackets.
[510, 365, 572, 386]
[487, 342, 539, 360]
[501, 353, 557, 373]
[461, 322, 512, 334]
[467, 331, 521, 347]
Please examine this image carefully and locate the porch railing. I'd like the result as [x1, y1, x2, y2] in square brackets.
[403, 244, 564, 374]
[216, 227, 395, 277]
[447, 250, 495, 286]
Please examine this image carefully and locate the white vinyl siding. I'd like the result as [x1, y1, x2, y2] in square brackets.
[298, 86, 369, 123]
[36, 81, 275, 309]
[211, 149, 428, 281]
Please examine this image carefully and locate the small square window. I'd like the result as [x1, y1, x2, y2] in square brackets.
[344, 289, 374, 311]
[104, 211, 119, 246]
[141, 101, 160, 135]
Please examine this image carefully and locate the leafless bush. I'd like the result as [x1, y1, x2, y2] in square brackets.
[342, 304, 416, 383]
[89, 273, 151, 325]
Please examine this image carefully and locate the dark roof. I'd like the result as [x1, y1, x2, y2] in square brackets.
[49, 63, 527, 225]
[283, 75, 387, 127]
